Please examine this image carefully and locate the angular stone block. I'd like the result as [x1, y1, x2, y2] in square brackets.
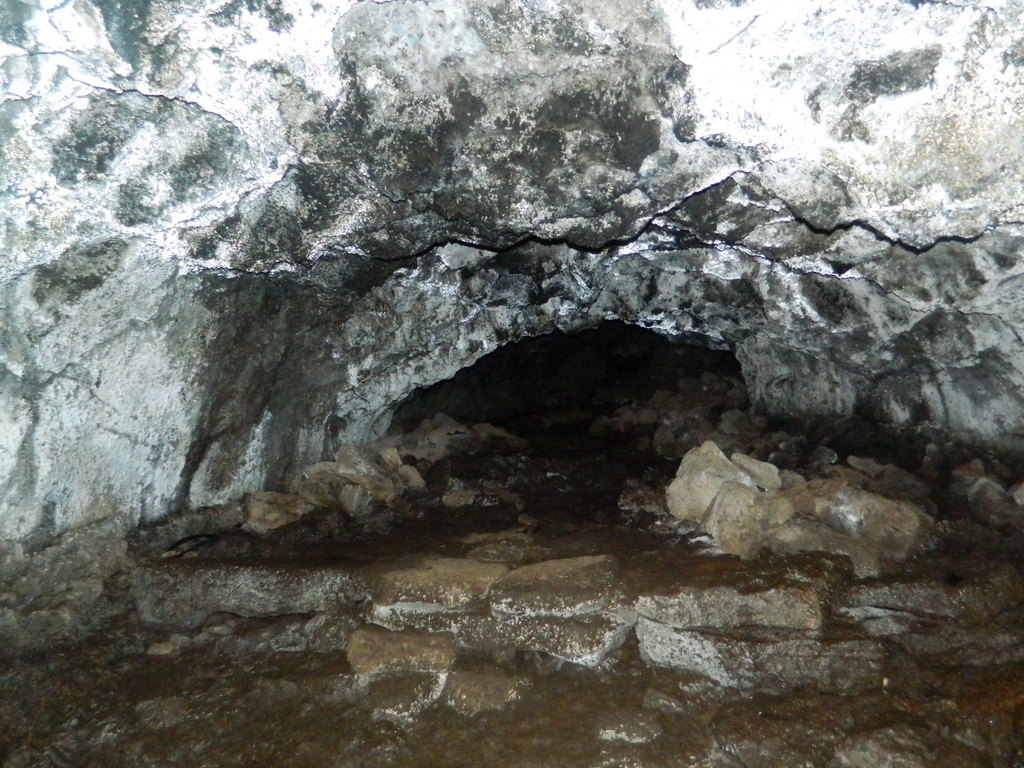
[367, 672, 448, 722]
[630, 555, 831, 631]
[361, 556, 509, 609]
[368, 605, 637, 667]
[347, 626, 457, 675]
[132, 561, 368, 629]
[839, 560, 1024, 628]
[488, 554, 625, 617]
[666, 441, 758, 522]
[444, 670, 522, 715]
[636, 618, 884, 694]
[702, 482, 771, 557]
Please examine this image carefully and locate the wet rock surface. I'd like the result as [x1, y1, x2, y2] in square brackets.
[3, 366, 1024, 766]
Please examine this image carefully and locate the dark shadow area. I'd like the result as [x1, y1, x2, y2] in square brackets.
[391, 321, 741, 431]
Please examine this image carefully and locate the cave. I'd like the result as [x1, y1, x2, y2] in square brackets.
[4, 0, 1024, 765]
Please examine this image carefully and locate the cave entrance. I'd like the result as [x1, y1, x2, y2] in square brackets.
[380, 321, 749, 534]
[390, 321, 743, 435]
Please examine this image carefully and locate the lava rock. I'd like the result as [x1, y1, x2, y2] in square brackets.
[132, 561, 368, 629]
[444, 670, 523, 715]
[629, 554, 833, 632]
[488, 555, 626, 617]
[362, 555, 509, 609]
[636, 619, 885, 694]
[347, 627, 458, 675]
[666, 441, 759, 522]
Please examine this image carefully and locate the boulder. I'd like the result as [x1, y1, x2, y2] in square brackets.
[757, 521, 883, 578]
[812, 486, 933, 565]
[702, 482, 772, 558]
[666, 441, 758, 522]
[242, 491, 313, 534]
[731, 453, 783, 493]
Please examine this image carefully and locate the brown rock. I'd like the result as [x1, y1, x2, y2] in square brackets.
[242, 491, 313, 534]
[367, 672, 447, 721]
[489, 555, 625, 617]
[362, 556, 509, 609]
[347, 627, 457, 675]
[444, 670, 522, 715]
[630, 554, 831, 631]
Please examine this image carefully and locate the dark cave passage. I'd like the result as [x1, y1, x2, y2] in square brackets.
[390, 322, 742, 432]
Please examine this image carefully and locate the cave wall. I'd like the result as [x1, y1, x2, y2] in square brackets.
[3, 0, 1024, 543]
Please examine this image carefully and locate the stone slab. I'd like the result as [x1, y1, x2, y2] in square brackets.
[360, 556, 509, 609]
[488, 554, 625, 617]
[627, 553, 846, 631]
[132, 561, 368, 630]
[636, 618, 884, 694]
[347, 627, 457, 675]
[444, 670, 523, 715]
[368, 605, 637, 667]
[839, 560, 1024, 627]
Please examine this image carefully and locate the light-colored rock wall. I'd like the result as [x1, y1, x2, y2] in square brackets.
[3, 0, 1024, 542]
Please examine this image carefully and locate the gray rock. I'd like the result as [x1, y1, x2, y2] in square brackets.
[366, 672, 448, 723]
[828, 725, 988, 768]
[666, 441, 758, 522]
[894, 624, 1024, 667]
[304, 608, 362, 653]
[132, 561, 368, 629]
[839, 560, 1024, 629]
[636, 618, 885, 694]
[595, 710, 664, 744]
[212, 615, 310, 654]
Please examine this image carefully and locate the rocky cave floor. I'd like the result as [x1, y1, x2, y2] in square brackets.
[5, 367, 1024, 767]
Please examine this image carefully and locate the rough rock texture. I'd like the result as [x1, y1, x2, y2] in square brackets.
[347, 627, 458, 675]
[5, 0, 1024, 548]
[636, 619, 885, 694]
[132, 560, 368, 629]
